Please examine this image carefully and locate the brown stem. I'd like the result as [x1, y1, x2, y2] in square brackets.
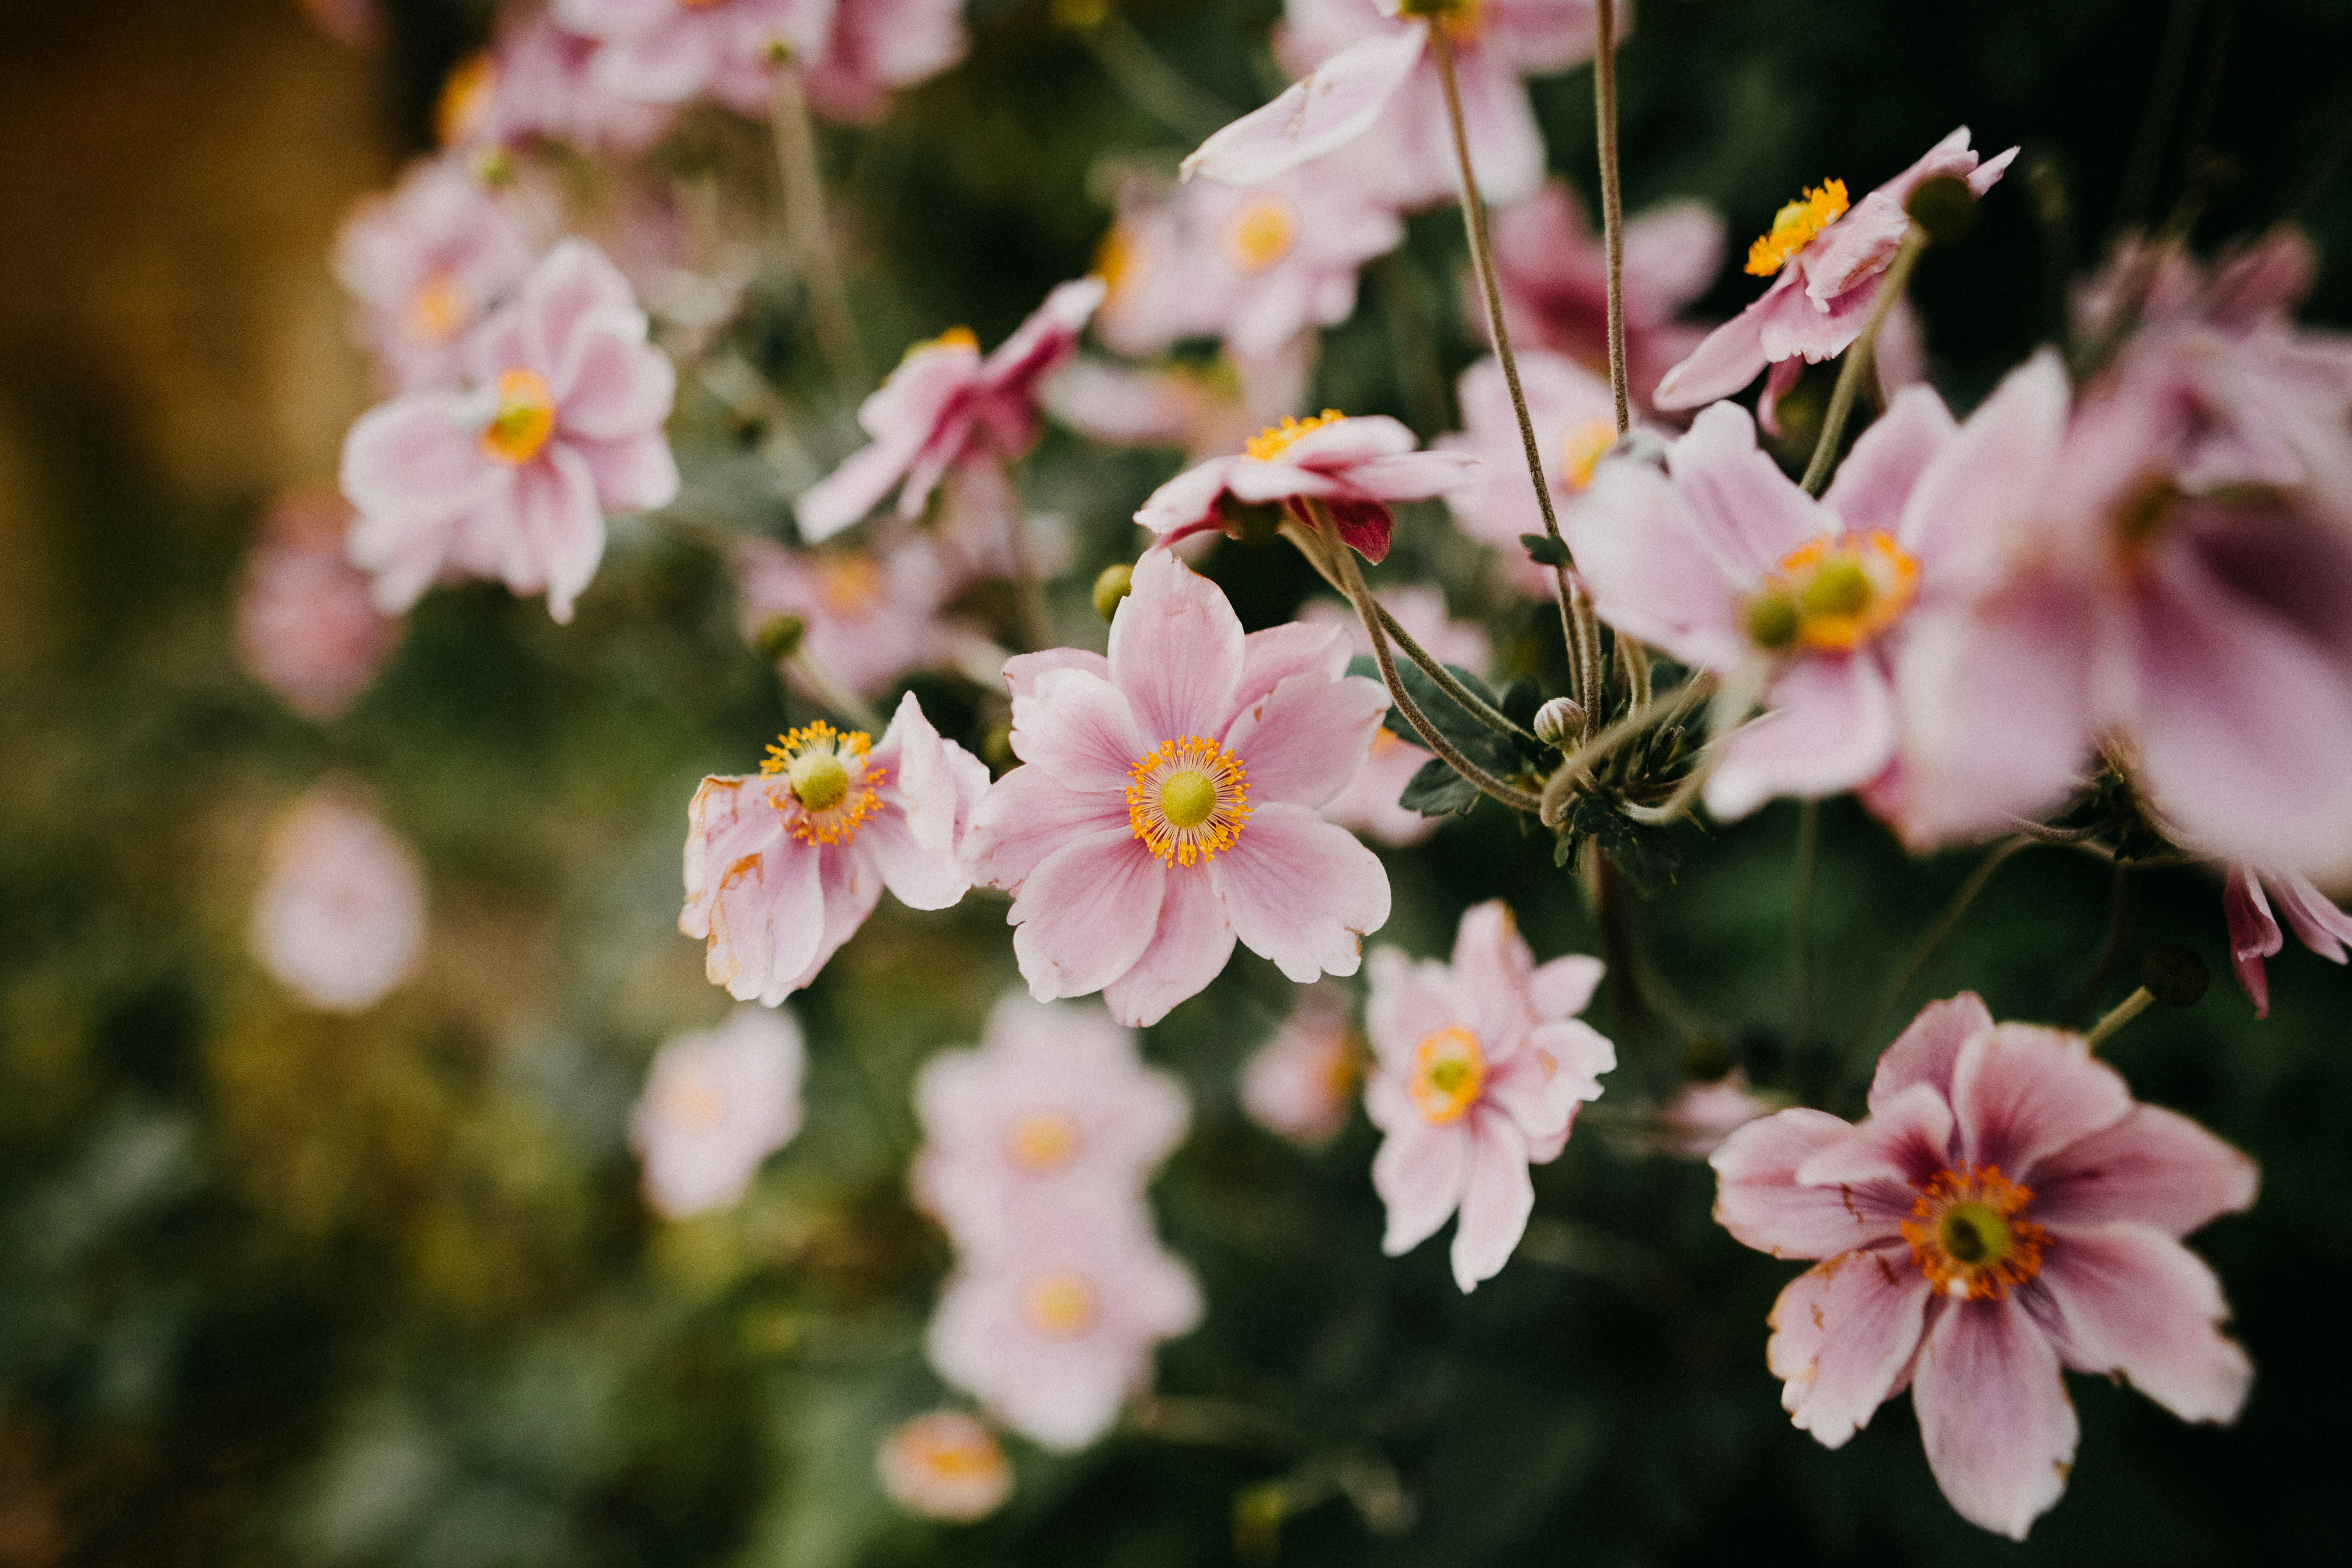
[1593, 0, 1630, 434]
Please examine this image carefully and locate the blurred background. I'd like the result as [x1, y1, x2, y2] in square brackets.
[3, 0, 2350, 1563]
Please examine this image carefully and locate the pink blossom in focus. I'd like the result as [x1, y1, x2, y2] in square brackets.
[558, 0, 831, 116]
[1712, 993, 2257, 1540]
[1653, 129, 2017, 419]
[1045, 343, 1312, 465]
[629, 1003, 806, 1219]
[1298, 588, 1490, 845]
[236, 490, 401, 721]
[911, 993, 1190, 1252]
[334, 155, 538, 393]
[876, 1410, 1012, 1522]
[340, 240, 680, 624]
[798, 279, 1106, 542]
[800, 0, 968, 123]
[250, 787, 427, 1013]
[473, 11, 679, 156]
[681, 692, 989, 1004]
[2221, 863, 2352, 1018]
[1134, 411, 1478, 563]
[732, 534, 994, 701]
[1365, 901, 1612, 1291]
[1240, 982, 1362, 1148]
[964, 551, 1394, 1027]
[1440, 348, 1624, 595]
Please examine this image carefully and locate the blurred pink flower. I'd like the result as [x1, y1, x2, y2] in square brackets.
[1364, 901, 1612, 1291]
[1298, 588, 1489, 845]
[800, 0, 968, 123]
[1654, 128, 2017, 418]
[300, 0, 383, 49]
[340, 240, 680, 624]
[1653, 1069, 1775, 1159]
[1439, 348, 1622, 594]
[471, 11, 679, 156]
[558, 0, 830, 115]
[1712, 994, 2257, 1540]
[2221, 863, 2352, 1019]
[1487, 180, 1724, 409]
[1095, 166, 1403, 360]
[629, 1003, 805, 1219]
[334, 155, 538, 393]
[733, 535, 993, 701]
[236, 491, 401, 721]
[1134, 411, 1478, 563]
[1045, 344, 1310, 465]
[681, 692, 988, 1004]
[1185, 0, 1609, 210]
[797, 279, 1106, 542]
[926, 1197, 1203, 1451]
[250, 787, 427, 1013]
[911, 992, 1190, 1252]
[964, 552, 1393, 1026]
[876, 1410, 1012, 1523]
[1240, 982, 1362, 1148]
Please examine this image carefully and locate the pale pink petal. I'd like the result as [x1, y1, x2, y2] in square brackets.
[573, 433, 681, 514]
[1482, 1017, 1613, 1140]
[2271, 872, 2352, 960]
[2222, 865, 2282, 1016]
[1865, 992, 1993, 1114]
[2026, 1104, 2259, 1237]
[1651, 274, 1783, 409]
[1668, 401, 1831, 574]
[1222, 667, 1394, 809]
[1210, 803, 1390, 981]
[1528, 953, 1605, 1019]
[1445, 900, 1535, 1043]
[1896, 351, 2069, 580]
[1101, 867, 1237, 1027]
[1363, 950, 1467, 1079]
[1004, 646, 1112, 700]
[1239, 618, 1352, 699]
[782, 836, 887, 992]
[1819, 384, 1956, 533]
[1711, 1108, 1910, 1259]
[510, 445, 607, 622]
[1450, 1111, 1536, 1291]
[1620, 199, 1728, 322]
[1911, 1299, 2077, 1541]
[341, 392, 503, 523]
[2033, 1223, 2252, 1423]
[1008, 830, 1167, 1001]
[1110, 549, 1247, 741]
[1703, 653, 1898, 822]
[964, 766, 1130, 891]
[1950, 1024, 2133, 1180]
[797, 438, 920, 541]
[1767, 1247, 1933, 1447]
[1566, 455, 1750, 673]
[1373, 1115, 1470, 1257]
[1181, 27, 1427, 187]
[1008, 668, 1146, 796]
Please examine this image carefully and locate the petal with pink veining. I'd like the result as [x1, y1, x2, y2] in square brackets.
[1220, 668, 1391, 810]
[1009, 668, 1146, 796]
[1865, 992, 1994, 1115]
[1796, 1082, 1955, 1190]
[1712, 1108, 1910, 1260]
[1211, 802, 1390, 982]
[1767, 1247, 1933, 1448]
[1704, 653, 1899, 822]
[1101, 865, 1236, 1027]
[964, 766, 1130, 892]
[2033, 1222, 2252, 1424]
[1950, 1024, 2133, 1179]
[2026, 1103, 2259, 1237]
[1008, 829, 1167, 1001]
[1110, 550, 1247, 742]
[1911, 1298, 2076, 1541]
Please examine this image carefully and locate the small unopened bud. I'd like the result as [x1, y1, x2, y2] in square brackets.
[1092, 562, 1135, 621]
[2140, 943, 2210, 1008]
[754, 613, 805, 662]
[1905, 173, 1978, 245]
[1532, 696, 1585, 746]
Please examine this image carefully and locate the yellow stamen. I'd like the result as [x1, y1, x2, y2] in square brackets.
[1745, 180, 1849, 277]
[1006, 1109, 1081, 1172]
[479, 367, 557, 465]
[435, 52, 498, 148]
[1092, 221, 1135, 297]
[405, 270, 471, 347]
[1224, 197, 1300, 273]
[760, 721, 885, 846]
[1024, 1271, 1099, 1337]
[1407, 1024, 1486, 1125]
[1246, 409, 1345, 462]
[1126, 737, 1250, 865]
[906, 325, 980, 361]
[1741, 530, 1919, 652]
[1901, 1164, 2047, 1300]
[1558, 418, 1617, 491]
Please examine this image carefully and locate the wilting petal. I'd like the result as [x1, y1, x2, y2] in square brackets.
[1101, 865, 1237, 1027]
[1181, 27, 1427, 187]
[1911, 1298, 2076, 1541]
[1008, 830, 1167, 1001]
[1950, 1024, 2133, 1181]
[1767, 1247, 1933, 1448]
[2026, 1104, 2259, 1237]
[1450, 1111, 1536, 1291]
[2034, 1222, 2252, 1424]
[1211, 803, 1390, 982]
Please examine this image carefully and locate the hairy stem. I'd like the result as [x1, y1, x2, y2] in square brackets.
[1843, 836, 2032, 1054]
[1593, 0, 1631, 433]
[1540, 675, 1714, 827]
[770, 71, 870, 394]
[1800, 223, 1927, 496]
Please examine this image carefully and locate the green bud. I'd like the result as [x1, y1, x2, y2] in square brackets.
[1744, 590, 1800, 649]
[1905, 174, 1978, 245]
[754, 613, 806, 662]
[1092, 562, 1135, 622]
[2140, 943, 2210, 1008]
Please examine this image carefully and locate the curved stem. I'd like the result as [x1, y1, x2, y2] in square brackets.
[770, 71, 869, 395]
[1800, 223, 1926, 496]
[2085, 986, 2154, 1050]
[1842, 836, 2033, 1055]
[1593, 0, 1631, 433]
[1540, 675, 1714, 827]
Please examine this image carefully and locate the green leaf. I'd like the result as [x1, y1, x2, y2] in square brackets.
[1521, 533, 1571, 569]
[1400, 756, 1481, 817]
[1566, 793, 1683, 893]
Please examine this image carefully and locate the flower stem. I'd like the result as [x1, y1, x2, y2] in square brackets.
[770, 70, 870, 395]
[1799, 223, 1927, 496]
[1539, 675, 1714, 827]
[1789, 798, 1819, 1045]
[1593, 0, 1631, 434]
[789, 652, 885, 734]
[2085, 986, 2154, 1050]
[1842, 835, 2032, 1055]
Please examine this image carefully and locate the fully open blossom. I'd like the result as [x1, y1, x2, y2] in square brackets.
[340, 240, 679, 623]
[926, 1197, 1203, 1451]
[1185, 0, 1609, 210]
[236, 491, 401, 721]
[1298, 588, 1490, 844]
[334, 156, 537, 392]
[1135, 411, 1478, 563]
[800, 0, 967, 123]
[2222, 863, 2352, 1018]
[876, 1411, 1012, 1523]
[1046, 344, 1310, 466]
[1366, 901, 1612, 1291]
[682, 692, 988, 1003]
[558, 0, 830, 115]
[1441, 348, 1623, 594]
[1095, 166, 1403, 360]
[1488, 180, 1724, 408]
[965, 552, 1393, 1026]
[911, 993, 1190, 1252]
[1654, 128, 2017, 419]
[458, 11, 678, 156]
[251, 787, 427, 1013]
[1713, 994, 2257, 1539]
[1240, 982, 1362, 1148]
[630, 1003, 806, 1219]
[733, 535, 993, 701]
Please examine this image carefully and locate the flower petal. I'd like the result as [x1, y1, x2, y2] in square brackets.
[1220, 667, 1392, 809]
[1911, 1298, 2077, 1541]
[1651, 277, 1779, 410]
[1528, 953, 1605, 1019]
[2026, 1104, 2259, 1237]
[1767, 1247, 1933, 1448]
[1865, 992, 1993, 1116]
[964, 765, 1130, 891]
[1100, 865, 1237, 1027]
[1210, 802, 1391, 982]
[1007, 829, 1168, 1001]
[1795, 1081, 1954, 1190]
[1181, 27, 1427, 187]
[1110, 548, 1246, 742]
[2033, 1222, 2252, 1424]
[1702, 652, 1898, 822]
[1950, 1024, 2134, 1182]
[1373, 1115, 1469, 1257]
[2222, 865, 2281, 1016]
[1819, 383, 1957, 533]
[1009, 667, 1146, 795]
[1450, 1111, 1536, 1291]
[1712, 1108, 1909, 1260]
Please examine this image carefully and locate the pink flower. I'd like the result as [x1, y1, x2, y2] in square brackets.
[1094, 166, 1403, 360]
[1045, 345, 1311, 465]
[797, 279, 1106, 542]
[1440, 348, 1624, 594]
[300, 0, 383, 49]
[557, 0, 830, 116]
[2222, 863, 2352, 1018]
[732, 535, 993, 701]
[876, 1410, 1012, 1523]
[470, 11, 678, 156]
[250, 787, 427, 1013]
[1364, 901, 1613, 1291]
[681, 693, 989, 1003]
[911, 993, 1191, 1251]
[630, 1003, 806, 1219]
[800, 0, 968, 123]
[1134, 410, 1478, 563]
[925, 1197, 1203, 1451]
[1712, 994, 2257, 1540]
[963, 551, 1394, 1026]
[235, 491, 401, 721]
[1653, 1069, 1776, 1159]
[1297, 588, 1490, 845]
[1654, 128, 2018, 419]
[1184, 0, 1609, 210]
[1486, 179, 1725, 409]
[334, 156, 538, 393]
[340, 240, 680, 624]
[1240, 982, 1362, 1148]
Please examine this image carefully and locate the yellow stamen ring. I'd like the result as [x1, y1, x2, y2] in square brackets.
[1224, 196, 1301, 273]
[1745, 179, 1850, 277]
[1742, 529, 1920, 652]
[479, 367, 558, 465]
[1901, 1163, 2047, 1300]
[1407, 1024, 1487, 1125]
[1024, 1271, 1099, 1337]
[761, 721, 885, 846]
[1246, 409, 1345, 462]
[1126, 737, 1250, 866]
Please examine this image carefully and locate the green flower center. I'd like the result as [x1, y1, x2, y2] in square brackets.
[1158, 770, 1218, 829]
[1938, 1201, 2011, 1268]
[789, 751, 850, 813]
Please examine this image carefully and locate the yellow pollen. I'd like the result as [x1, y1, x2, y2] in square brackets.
[906, 325, 980, 361]
[1024, 1271, 1099, 1337]
[1225, 197, 1301, 273]
[1369, 727, 1405, 757]
[904, 1421, 1005, 1481]
[405, 270, 471, 346]
[1407, 1024, 1487, 1125]
[1127, 737, 1250, 865]
[1091, 222, 1135, 297]
[479, 367, 557, 465]
[1246, 409, 1345, 462]
[1559, 418, 1617, 491]
[1745, 180, 1850, 277]
[1902, 1164, 2047, 1300]
[1006, 1109, 1082, 1171]
[1742, 529, 1920, 652]
[435, 52, 498, 148]
[761, 721, 885, 846]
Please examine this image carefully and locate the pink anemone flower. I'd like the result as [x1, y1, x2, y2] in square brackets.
[2221, 863, 2352, 1019]
[340, 240, 679, 624]
[468, 11, 678, 156]
[557, 0, 830, 116]
[1134, 410, 1479, 563]
[797, 278, 1106, 542]
[963, 550, 1394, 1027]
[1366, 901, 1613, 1291]
[334, 155, 538, 393]
[876, 1411, 1012, 1523]
[1045, 344, 1311, 466]
[630, 1003, 806, 1219]
[1653, 128, 2017, 421]
[1298, 588, 1491, 845]
[910, 992, 1191, 1252]
[1184, 0, 1609, 211]
[1712, 993, 2257, 1540]
[1240, 982, 1363, 1148]
[1440, 348, 1626, 595]
[250, 786, 428, 1014]
[235, 491, 401, 722]
[680, 692, 989, 1003]
[732, 534, 994, 701]
[799, 0, 968, 123]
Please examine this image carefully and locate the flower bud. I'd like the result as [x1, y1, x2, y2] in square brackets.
[1905, 174, 1978, 245]
[754, 613, 805, 662]
[1532, 696, 1585, 746]
[1092, 563, 1135, 621]
[2140, 943, 2210, 1008]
